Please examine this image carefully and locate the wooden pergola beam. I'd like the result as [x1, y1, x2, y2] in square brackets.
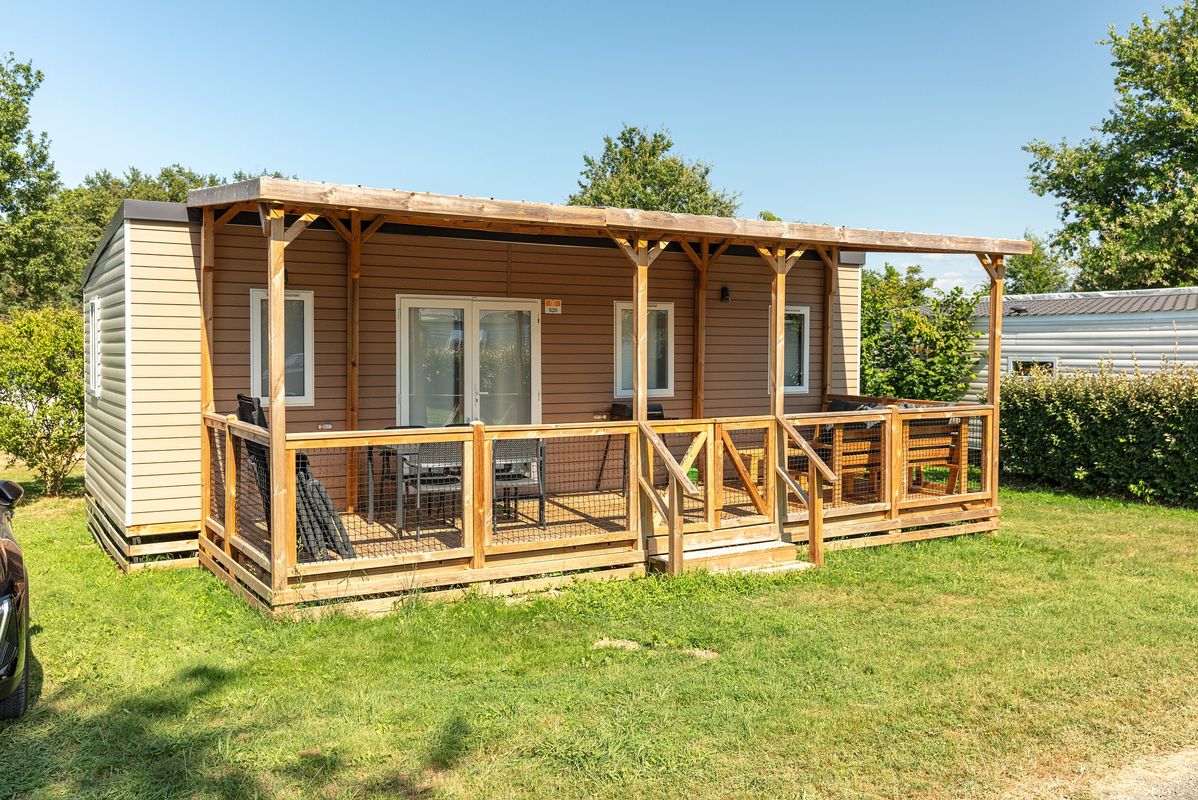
[190, 177, 1035, 256]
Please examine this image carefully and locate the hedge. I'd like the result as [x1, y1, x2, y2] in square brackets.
[999, 365, 1198, 506]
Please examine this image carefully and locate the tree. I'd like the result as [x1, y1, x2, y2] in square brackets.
[567, 125, 739, 216]
[1005, 231, 1073, 294]
[1026, 2, 1198, 289]
[0, 308, 84, 495]
[861, 264, 983, 401]
[0, 53, 64, 311]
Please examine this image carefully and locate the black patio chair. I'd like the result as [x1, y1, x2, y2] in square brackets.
[235, 394, 355, 561]
[493, 438, 546, 528]
[365, 425, 423, 527]
[405, 441, 464, 539]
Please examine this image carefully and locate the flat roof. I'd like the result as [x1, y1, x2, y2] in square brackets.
[188, 177, 1033, 257]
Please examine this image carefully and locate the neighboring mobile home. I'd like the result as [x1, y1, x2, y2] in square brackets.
[82, 177, 1028, 614]
[970, 287, 1198, 397]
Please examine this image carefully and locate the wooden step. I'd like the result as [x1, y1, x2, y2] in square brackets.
[649, 540, 803, 574]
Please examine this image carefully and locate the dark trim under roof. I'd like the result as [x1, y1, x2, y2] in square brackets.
[82, 200, 196, 287]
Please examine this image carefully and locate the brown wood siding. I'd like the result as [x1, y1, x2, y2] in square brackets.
[211, 224, 857, 431]
[211, 224, 347, 430]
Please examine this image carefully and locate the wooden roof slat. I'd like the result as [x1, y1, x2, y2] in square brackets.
[188, 177, 1034, 256]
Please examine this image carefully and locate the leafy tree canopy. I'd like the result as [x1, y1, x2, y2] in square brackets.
[861, 264, 982, 401]
[567, 125, 739, 216]
[1026, 1, 1198, 289]
[1005, 231, 1074, 294]
[0, 307, 83, 495]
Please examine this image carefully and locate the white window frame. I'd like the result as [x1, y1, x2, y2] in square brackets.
[249, 288, 316, 407]
[784, 305, 811, 395]
[613, 301, 675, 398]
[395, 295, 543, 425]
[1007, 356, 1059, 377]
[86, 293, 102, 398]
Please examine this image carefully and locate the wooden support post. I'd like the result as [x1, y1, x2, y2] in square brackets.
[265, 204, 290, 592]
[346, 211, 362, 509]
[887, 405, 902, 520]
[704, 421, 719, 531]
[680, 238, 729, 419]
[980, 253, 1005, 506]
[667, 477, 683, 576]
[224, 415, 238, 554]
[199, 208, 215, 540]
[807, 458, 824, 566]
[815, 246, 838, 402]
[757, 244, 804, 533]
[611, 234, 672, 559]
[471, 421, 487, 569]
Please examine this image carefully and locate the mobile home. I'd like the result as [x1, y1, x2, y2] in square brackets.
[82, 177, 1027, 614]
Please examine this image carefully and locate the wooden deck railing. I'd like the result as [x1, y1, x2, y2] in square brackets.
[198, 403, 997, 612]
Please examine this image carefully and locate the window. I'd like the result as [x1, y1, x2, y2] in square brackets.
[249, 289, 315, 406]
[784, 306, 810, 393]
[614, 301, 674, 397]
[1009, 358, 1057, 377]
[86, 295, 101, 397]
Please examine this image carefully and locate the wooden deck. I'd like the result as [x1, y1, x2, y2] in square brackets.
[199, 402, 998, 615]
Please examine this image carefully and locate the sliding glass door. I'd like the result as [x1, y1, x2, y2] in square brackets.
[398, 297, 540, 426]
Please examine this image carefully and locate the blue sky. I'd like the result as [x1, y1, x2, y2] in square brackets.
[7, 0, 1151, 287]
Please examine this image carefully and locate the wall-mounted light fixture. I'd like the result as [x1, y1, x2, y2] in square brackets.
[720, 286, 731, 303]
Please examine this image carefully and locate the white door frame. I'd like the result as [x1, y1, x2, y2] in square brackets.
[396, 295, 542, 425]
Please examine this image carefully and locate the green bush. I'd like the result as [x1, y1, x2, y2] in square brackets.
[0, 307, 84, 495]
[1000, 364, 1198, 506]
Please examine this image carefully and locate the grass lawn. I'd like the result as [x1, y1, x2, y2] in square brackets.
[2, 469, 1197, 800]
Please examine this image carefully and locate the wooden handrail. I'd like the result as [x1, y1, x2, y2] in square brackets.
[638, 421, 702, 497]
[776, 415, 838, 484]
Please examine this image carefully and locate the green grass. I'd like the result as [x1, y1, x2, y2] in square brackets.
[2, 468, 1198, 800]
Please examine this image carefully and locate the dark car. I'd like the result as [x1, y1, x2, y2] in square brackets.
[0, 479, 28, 720]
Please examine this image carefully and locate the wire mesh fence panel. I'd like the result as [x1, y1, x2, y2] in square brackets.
[234, 435, 271, 561]
[649, 431, 707, 525]
[720, 426, 769, 522]
[492, 433, 631, 546]
[294, 442, 466, 564]
[786, 418, 886, 517]
[207, 425, 225, 527]
[901, 415, 986, 500]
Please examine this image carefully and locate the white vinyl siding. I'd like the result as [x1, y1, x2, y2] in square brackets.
[82, 224, 129, 526]
[970, 311, 1198, 398]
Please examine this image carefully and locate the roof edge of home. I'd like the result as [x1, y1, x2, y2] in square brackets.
[188, 176, 1034, 257]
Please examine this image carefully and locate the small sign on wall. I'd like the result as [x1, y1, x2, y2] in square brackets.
[544, 299, 562, 315]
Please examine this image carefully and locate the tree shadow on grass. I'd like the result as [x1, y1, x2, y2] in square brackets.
[1, 661, 479, 800]
[0, 664, 266, 799]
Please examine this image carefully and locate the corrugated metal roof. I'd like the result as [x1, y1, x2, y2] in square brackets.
[976, 287, 1198, 317]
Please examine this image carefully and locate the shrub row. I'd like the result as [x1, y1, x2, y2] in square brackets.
[1000, 365, 1198, 506]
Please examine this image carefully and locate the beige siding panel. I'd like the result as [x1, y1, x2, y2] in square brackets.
[127, 220, 202, 528]
[83, 224, 129, 525]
